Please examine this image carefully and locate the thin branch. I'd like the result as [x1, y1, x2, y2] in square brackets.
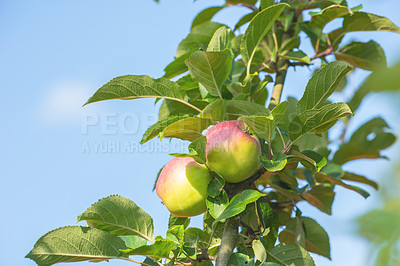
[310, 46, 333, 61]
[239, 3, 257, 11]
[123, 257, 153, 265]
[268, 60, 289, 110]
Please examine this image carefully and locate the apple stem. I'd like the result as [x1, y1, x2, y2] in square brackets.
[215, 217, 240, 266]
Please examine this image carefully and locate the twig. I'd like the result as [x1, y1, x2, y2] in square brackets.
[310, 46, 333, 61]
[124, 257, 153, 265]
[268, 60, 289, 110]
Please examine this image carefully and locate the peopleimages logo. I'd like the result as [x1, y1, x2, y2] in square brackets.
[81, 112, 190, 154]
[81, 112, 159, 135]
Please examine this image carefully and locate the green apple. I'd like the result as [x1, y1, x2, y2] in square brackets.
[156, 157, 212, 217]
[206, 120, 261, 183]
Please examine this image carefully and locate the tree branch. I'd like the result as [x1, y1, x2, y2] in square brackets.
[310, 46, 333, 61]
[215, 217, 240, 266]
[268, 60, 289, 110]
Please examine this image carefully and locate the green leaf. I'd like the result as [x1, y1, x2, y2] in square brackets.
[234, 11, 257, 31]
[335, 40, 387, 71]
[240, 4, 288, 73]
[314, 172, 370, 198]
[141, 115, 188, 144]
[309, 5, 353, 31]
[260, 0, 275, 9]
[332, 117, 396, 164]
[282, 50, 311, 63]
[207, 26, 233, 52]
[253, 239, 267, 263]
[308, 0, 347, 9]
[297, 61, 352, 113]
[166, 225, 184, 244]
[227, 0, 258, 5]
[259, 153, 287, 172]
[279, 217, 331, 259]
[170, 136, 207, 164]
[301, 185, 335, 215]
[183, 227, 209, 249]
[78, 195, 154, 242]
[289, 150, 327, 173]
[203, 99, 272, 121]
[84, 75, 203, 113]
[341, 172, 378, 190]
[256, 197, 274, 229]
[121, 235, 147, 249]
[125, 239, 176, 259]
[169, 214, 190, 229]
[143, 258, 162, 266]
[191, 6, 225, 29]
[26, 226, 128, 265]
[158, 100, 207, 120]
[212, 190, 265, 227]
[162, 117, 212, 142]
[228, 253, 255, 265]
[267, 243, 315, 266]
[280, 36, 301, 52]
[207, 190, 229, 219]
[207, 172, 226, 197]
[239, 101, 288, 141]
[185, 49, 233, 98]
[289, 102, 352, 142]
[163, 52, 192, 79]
[321, 163, 344, 179]
[176, 21, 225, 57]
[343, 12, 400, 33]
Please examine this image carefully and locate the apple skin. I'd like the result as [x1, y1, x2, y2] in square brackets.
[156, 157, 212, 217]
[205, 120, 261, 183]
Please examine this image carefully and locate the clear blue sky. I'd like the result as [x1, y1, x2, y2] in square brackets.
[1, 0, 399, 265]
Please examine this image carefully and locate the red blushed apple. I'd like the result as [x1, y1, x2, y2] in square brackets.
[156, 157, 212, 217]
[205, 120, 261, 183]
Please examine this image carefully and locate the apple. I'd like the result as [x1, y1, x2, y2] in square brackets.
[205, 120, 261, 183]
[156, 157, 212, 217]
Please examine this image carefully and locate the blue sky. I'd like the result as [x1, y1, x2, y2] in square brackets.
[1, 0, 399, 265]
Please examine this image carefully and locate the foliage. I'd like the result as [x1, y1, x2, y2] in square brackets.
[27, 0, 399, 265]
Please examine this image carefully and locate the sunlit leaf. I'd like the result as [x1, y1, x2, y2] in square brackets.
[185, 49, 233, 98]
[26, 226, 128, 265]
[335, 40, 387, 71]
[267, 243, 315, 265]
[191, 6, 225, 29]
[281, 50, 310, 63]
[297, 61, 352, 113]
[239, 101, 288, 141]
[212, 190, 265, 227]
[176, 21, 225, 57]
[289, 102, 352, 142]
[78, 195, 154, 242]
[203, 99, 272, 121]
[259, 153, 287, 172]
[162, 117, 212, 141]
[343, 12, 400, 33]
[124, 239, 176, 259]
[241, 4, 288, 73]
